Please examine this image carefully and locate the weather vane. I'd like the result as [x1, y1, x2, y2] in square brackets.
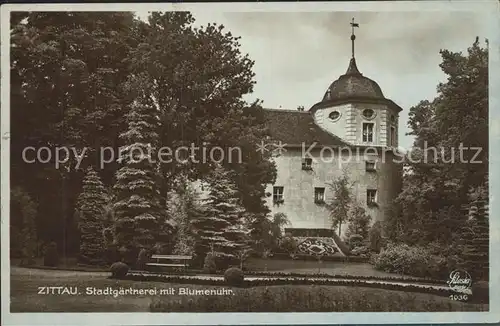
[350, 17, 359, 58]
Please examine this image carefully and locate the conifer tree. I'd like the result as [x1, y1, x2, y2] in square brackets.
[191, 165, 247, 267]
[76, 167, 107, 263]
[169, 176, 198, 255]
[345, 204, 371, 241]
[113, 76, 173, 258]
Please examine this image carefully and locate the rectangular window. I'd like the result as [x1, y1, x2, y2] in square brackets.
[302, 157, 313, 170]
[367, 189, 377, 206]
[362, 123, 374, 143]
[314, 187, 325, 204]
[365, 161, 376, 172]
[390, 126, 396, 146]
[273, 186, 284, 203]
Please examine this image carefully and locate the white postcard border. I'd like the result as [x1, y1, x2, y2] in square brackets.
[1, 1, 499, 325]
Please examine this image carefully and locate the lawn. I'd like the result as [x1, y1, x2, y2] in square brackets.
[10, 267, 487, 312]
[10, 267, 209, 312]
[12, 256, 415, 280]
[245, 258, 425, 279]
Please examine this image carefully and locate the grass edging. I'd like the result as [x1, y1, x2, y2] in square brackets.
[12, 264, 110, 273]
[141, 268, 446, 285]
[243, 271, 445, 284]
[11, 265, 446, 286]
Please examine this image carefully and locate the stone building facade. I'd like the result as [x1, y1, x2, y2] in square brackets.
[262, 56, 403, 249]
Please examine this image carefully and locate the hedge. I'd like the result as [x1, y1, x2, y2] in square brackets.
[150, 285, 485, 312]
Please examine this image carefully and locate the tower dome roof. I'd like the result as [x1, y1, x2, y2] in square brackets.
[322, 58, 384, 102]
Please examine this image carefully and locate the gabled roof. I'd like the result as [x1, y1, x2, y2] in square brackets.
[262, 109, 349, 147]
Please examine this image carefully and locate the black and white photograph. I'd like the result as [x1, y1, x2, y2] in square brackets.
[1, 1, 499, 325]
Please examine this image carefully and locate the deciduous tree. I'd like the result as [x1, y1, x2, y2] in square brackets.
[389, 38, 488, 247]
[327, 174, 353, 236]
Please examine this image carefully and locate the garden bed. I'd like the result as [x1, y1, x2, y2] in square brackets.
[122, 271, 465, 298]
[265, 253, 369, 262]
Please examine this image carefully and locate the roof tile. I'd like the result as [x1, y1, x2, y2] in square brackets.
[263, 109, 348, 146]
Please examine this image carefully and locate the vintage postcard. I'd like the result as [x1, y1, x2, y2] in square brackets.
[1, 1, 499, 325]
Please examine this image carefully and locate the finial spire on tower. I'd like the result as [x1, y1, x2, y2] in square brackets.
[350, 17, 359, 59]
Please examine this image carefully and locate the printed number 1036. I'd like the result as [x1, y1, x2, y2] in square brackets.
[449, 294, 468, 301]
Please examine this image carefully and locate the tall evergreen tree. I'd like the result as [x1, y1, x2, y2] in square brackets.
[191, 166, 247, 267]
[10, 12, 276, 258]
[113, 75, 172, 257]
[76, 167, 107, 263]
[345, 205, 371, 241]
[169, 176, 199, 255]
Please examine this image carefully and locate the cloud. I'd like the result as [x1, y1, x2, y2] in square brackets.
[136, 10, 492, 150]
[218, 11, 485, 79]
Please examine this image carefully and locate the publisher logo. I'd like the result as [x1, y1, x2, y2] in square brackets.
[447, 269, 472, 292]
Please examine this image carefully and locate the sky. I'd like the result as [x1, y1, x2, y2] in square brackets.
[136, 9, 495, 150]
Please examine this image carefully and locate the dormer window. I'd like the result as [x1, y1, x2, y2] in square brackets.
[390, 115, 396, 124]
[325, 88, 331, 100]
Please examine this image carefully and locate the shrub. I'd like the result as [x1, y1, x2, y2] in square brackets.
[118, 246, 136, 266]
[150, 285, 486, 312]
[279, 234, 297, 255]
[203, 252, 217, 274]
[43, 242, 59, 267]
[110, 261, 129, 278]
[368, 221, 383, 253]
[348, 234, 364, 250]
[372, 243, 448, 279]
[350, 245, 370, 257]
[224, 267, 244, 287]
[104, 244, 119, 265]
[136, 248, 149, 270]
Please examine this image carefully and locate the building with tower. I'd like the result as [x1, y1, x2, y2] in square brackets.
[261, 19, 403, 255]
